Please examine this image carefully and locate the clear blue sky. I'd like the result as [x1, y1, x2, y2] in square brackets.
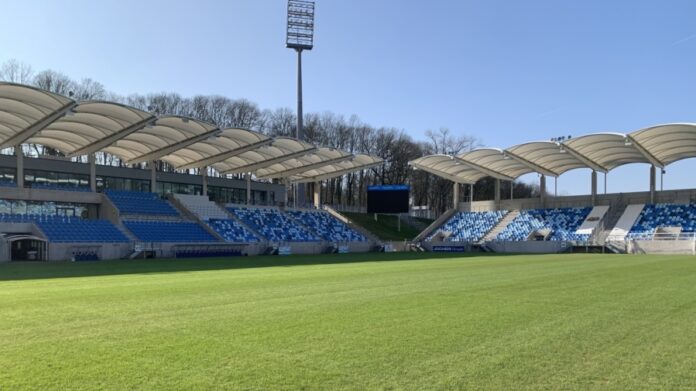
[1, 0, 695, 195]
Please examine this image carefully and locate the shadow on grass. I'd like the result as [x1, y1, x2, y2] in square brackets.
[0, 251, 492, 282]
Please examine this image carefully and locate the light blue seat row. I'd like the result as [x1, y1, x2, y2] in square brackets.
[228, 207, 320, 242]
[627, 203, 696, 240]
[207, 218, 260, 243]
[123, 220, 217, 242]
[287, 210, 366, 242]
[428, 210, 507, 242]
[105, 190, 179, 216]
[496, 207, 591, 241]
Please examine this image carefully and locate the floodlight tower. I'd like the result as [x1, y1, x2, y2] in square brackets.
[286, 0, 315, 206]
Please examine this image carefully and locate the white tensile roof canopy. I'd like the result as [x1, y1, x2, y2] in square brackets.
[411, 124, 696, 184]
[0, 82, 383, 183]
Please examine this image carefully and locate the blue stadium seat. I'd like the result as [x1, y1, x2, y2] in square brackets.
[287, 210, 366, 242]
[428, 210, 506, 242]
[207, 218, 260, 243]
[105, 190, 179, 216]
[24, 215, 129, 243]
[123, 220, 218, 242]
[496, 207, 591, 241]
[627, 203, 696, 240]
[228, 207, 320, 242]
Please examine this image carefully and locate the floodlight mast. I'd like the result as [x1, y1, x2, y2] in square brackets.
[286, 0, 315, 206]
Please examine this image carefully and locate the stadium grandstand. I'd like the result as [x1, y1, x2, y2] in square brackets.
[3, 81, 696, 259]
[0, 82, 381, 261]
[411, 124, 696, 255]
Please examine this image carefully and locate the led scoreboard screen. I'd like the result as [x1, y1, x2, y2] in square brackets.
[367, 185, 409, 214]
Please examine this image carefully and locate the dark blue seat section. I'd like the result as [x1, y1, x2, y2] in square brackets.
[0, 214, 130, 243]
[228, 207, 321, 242]
[0, 179, 16, 187]
[105, 190, 179, 216]
[207, 218, 260, 243]
[175, 248, 243, 258]
[31, 183, 92, 192]
[123, 220, 218, 242]
[287, 210, 366, 242]
[627, 203, 696, 240]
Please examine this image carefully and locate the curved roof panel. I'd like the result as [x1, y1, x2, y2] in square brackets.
[27, 101, 154, 156]
[629, 123, 696, 166]
[562, 133, 649, 172]
[0, 82, 76, 148]
[254, 147, 352, 179]
[457, 148, 534, 180]
[290, 154, 384, 183]
[505, 141, 587, 176]
[162, 127, 272, 169]
[409, 154, 488, 184]
[101, 116, 219, 163]
[211, 137, 315, 174]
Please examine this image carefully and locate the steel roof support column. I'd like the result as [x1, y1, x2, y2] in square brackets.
[540, 175, 546, 208]
[453, 182, 460, 210]
[246, 173, 252, 205]
[15, 145, 23, 188]
[201, 167, 208, 196]
[149, 161, 157, 193]
[313, 181, 320, 209]
[591, 170, 598, 206]
[89, 153, 96, 192]
[494, 179, 501, 209]
[650, 165, 656, 203]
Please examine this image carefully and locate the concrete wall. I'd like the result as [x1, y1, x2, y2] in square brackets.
[486, 241, 568, 253]
[627, 240, 696, 254]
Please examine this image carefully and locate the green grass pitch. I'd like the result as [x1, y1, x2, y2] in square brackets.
[2, 252, 696, 390]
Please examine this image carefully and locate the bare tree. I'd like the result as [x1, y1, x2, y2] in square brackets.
[0, 59, 34, 83]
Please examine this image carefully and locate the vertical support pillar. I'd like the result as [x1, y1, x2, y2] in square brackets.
[313, 181, 320, 208]
[453, 182, 460, 209]
[540, 175, 546, 207]
[15, 145, 24, 188]
[246, 173, 252, 205]
[149, 161, 157, 193]
[89, 153, 96, 192]
[604, 172, 607, 194]
[649, 165, 656, 203]
[591, 170, 598, 206]
[510, 180, 513, 200]
[201, 166, 208, 196]
[494, 179, 501, 208]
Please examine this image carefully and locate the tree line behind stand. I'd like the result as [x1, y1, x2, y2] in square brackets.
[0, 59, 538, 214]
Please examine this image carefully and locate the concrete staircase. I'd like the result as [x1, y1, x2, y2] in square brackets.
[413, 208, 458, 242]
[481, 210, 519, 242]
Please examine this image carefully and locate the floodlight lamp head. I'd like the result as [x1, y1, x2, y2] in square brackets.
[286, 0, 315, 51]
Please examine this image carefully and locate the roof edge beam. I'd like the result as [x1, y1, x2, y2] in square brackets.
[503, 150, 559, 177]
[626, 135, 664, 168]
[67, 115, 157, 157]
[176, 138, 273, 170]
[220, 147, 317, 174]
[0, 100, 78, 148]
[292, 161, 385, 183]
[454, 156, 515, 181]
[257, 154, 353, 179]
[407, 162, 476, 185]
[559, 143, 607, 173]
[126, 128, 221, 164]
